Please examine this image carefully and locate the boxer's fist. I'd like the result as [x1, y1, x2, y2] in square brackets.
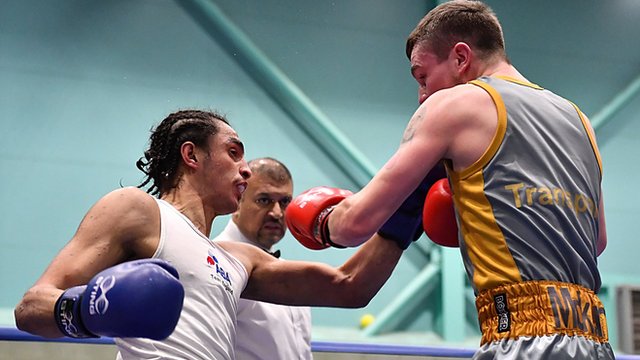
[54, 259, 184, 340]
[378, 163, 447, 250]
[423, 178, 459, 247]
[285, 186, 353, 250]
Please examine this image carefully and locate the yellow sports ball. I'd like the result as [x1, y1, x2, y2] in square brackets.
[359, 313, 375, 329]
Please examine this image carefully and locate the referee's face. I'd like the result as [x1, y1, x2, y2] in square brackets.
[234, 172, 292, 250]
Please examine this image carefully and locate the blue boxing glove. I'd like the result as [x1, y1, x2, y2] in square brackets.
[54, 259, 184, 340]
[378, 162, 447, 249]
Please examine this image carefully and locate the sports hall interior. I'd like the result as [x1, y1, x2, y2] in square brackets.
[1, 0, 639, 358]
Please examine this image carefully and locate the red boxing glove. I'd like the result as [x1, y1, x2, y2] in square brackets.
[423, 178, 459, 247]
[285, 186, 353, 250]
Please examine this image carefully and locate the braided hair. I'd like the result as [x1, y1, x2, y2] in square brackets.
[136, 110, 229, 196]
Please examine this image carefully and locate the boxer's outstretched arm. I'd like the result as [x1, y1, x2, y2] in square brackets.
[229, 233, 403, 308]
[327, 86, 487, 247]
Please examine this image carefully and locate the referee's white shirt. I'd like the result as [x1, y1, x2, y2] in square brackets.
[215, 220, 313, 360]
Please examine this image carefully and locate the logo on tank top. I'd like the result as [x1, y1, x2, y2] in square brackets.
[504, 183, 598, 219]
[207, 250, 234, 295]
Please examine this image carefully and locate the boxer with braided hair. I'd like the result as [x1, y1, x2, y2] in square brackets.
[15, 109, 417, 360]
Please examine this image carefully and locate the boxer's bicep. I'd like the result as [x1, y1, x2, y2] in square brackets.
[328, 101, 450, 246]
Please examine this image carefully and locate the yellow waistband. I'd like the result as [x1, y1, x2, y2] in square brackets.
[476, 280, 608, 345]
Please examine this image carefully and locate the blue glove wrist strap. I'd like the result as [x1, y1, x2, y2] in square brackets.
[54, 285, 98, 338]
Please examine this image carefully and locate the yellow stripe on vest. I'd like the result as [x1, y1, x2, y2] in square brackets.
[453, 170, 522, 290]
[452, 80, 521, 291]
[571, 102, 603, 178]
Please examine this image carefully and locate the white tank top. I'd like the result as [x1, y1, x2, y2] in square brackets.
[115, 199, 249, 360]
